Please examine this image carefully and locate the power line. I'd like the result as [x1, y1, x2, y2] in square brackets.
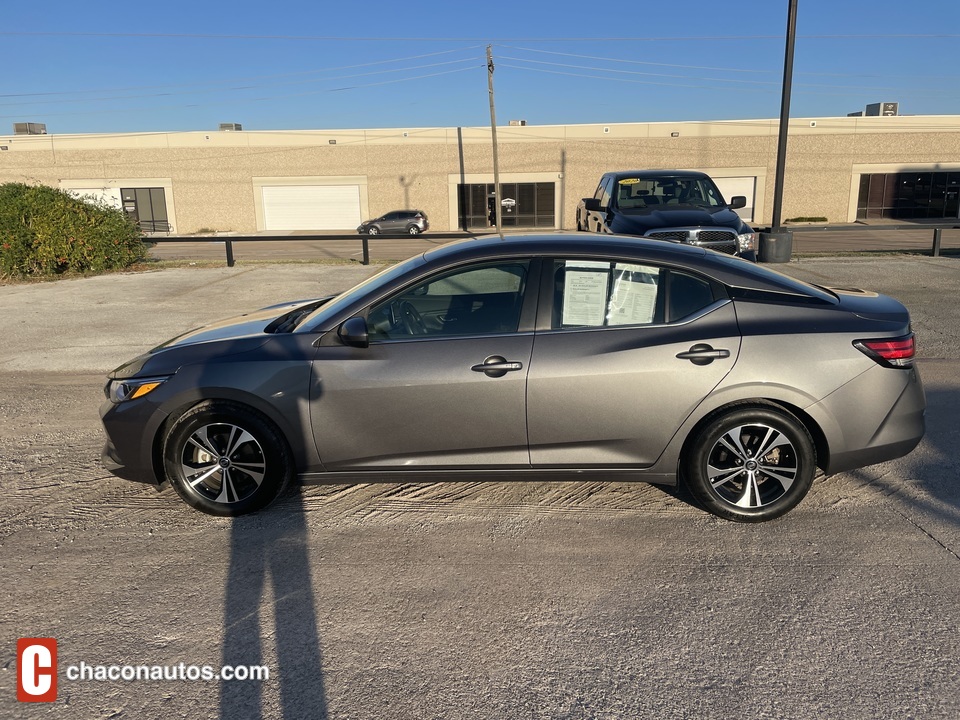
[498, 63, 950, 98]
[2, 31, 959, 42]
[498, 45, 775, 74]
[0, 46, 485, 100]
[0, 58, 481, 108]
[497, 44, 960, 81]
[0, 67, 481, 120]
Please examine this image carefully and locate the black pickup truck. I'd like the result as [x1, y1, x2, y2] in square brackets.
[576, 170, 758, 261]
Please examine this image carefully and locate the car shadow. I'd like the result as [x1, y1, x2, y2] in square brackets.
[220, 491, 328, 719]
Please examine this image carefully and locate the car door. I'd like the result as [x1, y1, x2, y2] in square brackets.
[527, 258, 741, 467]
[376, 211, 398, 232]
[309, 258, 539, 470]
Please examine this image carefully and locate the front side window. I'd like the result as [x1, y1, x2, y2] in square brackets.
[597, 178, 613, 208]
[368, 261, 530, 340]
[551, 260, 717, 329]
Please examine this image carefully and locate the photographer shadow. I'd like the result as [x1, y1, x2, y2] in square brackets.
[220, 491, 328, 719]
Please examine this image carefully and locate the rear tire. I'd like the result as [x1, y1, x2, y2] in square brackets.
[162, 401, 293, 516]
[407, 225, 421, 235]
[683, 405, 816, 522]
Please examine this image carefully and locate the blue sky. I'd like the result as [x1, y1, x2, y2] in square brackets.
[1, 0, 958, 135]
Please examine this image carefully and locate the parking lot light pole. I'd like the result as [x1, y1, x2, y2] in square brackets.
[771, 0, 799, 233]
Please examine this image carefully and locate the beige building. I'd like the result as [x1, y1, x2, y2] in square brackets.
[1, 115, 959, 234]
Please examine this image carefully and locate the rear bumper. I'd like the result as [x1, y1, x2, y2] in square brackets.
[819, 364, 926, 474]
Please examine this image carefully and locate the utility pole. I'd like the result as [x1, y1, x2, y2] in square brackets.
[486, 45, 504, 240]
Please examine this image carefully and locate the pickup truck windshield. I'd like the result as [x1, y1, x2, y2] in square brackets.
[615, 177, 725, 210]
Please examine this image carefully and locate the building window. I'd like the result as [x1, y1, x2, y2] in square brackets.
[121, 187, 169, 232]
[857, 171, 960, 220]
[459, 182, 555, 229]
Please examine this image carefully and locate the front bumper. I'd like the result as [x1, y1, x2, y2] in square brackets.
[101, 435, 160, 485]
[100, 396, 167, 485]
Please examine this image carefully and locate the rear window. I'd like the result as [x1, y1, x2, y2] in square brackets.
[711, 254, 837, 303]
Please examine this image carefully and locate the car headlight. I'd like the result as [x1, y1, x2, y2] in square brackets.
[104, 376, 170, 403]
[736, 232, 757, 252]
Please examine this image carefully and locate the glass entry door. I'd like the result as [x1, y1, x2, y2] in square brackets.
[946, 186, 960, 219]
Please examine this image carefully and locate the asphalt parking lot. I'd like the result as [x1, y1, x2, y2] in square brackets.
[1, 255, 959, 719]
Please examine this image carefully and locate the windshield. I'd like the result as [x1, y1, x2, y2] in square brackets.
[615, 176, 725, 210]
[296, 254, 425, 331]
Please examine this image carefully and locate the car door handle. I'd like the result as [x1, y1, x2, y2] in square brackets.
[676, 344, 730, 366]
[471, 356, 524, 378]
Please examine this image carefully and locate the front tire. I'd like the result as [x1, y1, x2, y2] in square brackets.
[683, 405, 815, 522]
[162, 401, 294, 516]
[367, 226, 380, 236]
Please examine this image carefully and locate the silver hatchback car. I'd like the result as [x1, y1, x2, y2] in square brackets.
[101, 234, 925, 522]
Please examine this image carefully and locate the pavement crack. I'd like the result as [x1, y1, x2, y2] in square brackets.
[894, 506, 960, 562]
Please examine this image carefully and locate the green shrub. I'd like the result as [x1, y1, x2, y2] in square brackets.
[0, 183, 147, 278]
[785, 216, 828, 223]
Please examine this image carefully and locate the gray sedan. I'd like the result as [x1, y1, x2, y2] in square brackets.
[100, 234, 925, 522]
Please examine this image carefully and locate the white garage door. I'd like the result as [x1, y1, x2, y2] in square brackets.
[712, 177, 756, 222]
[66, 187, 123, 210]
[261, 185, 361, 230]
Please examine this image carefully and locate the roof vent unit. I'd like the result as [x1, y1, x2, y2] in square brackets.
[865, 102, 898, 117]
[509, 119, 527, 126]
[13, 122, 47, 135]
[218, 123, 243, 131]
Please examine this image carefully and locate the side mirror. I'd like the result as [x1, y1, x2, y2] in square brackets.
[338, 317, 369, 348]
[729, 196, 747, 210]
[583, 197, 601, 212]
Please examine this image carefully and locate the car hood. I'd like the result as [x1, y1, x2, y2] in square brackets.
[109, 297, 330, 379]
[612, 206, 745, 233]
[152, 298, 328, 350]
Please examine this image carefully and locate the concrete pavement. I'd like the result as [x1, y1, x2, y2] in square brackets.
[1, 256, 958, 719]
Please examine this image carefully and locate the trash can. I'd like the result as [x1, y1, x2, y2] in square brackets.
[759, 231, 793, 263]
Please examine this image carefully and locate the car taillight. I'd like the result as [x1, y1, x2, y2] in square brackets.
[854, 334, 916, 368]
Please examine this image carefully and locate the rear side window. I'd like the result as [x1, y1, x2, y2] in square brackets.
[667, 271, 716, 321]
[550, 260, 718, 329]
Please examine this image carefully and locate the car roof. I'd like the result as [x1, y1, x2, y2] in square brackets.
[606, 170, 710, 180]
[422, 233, 831, 298]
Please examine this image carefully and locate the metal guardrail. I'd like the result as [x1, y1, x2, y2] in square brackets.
[147, 232, 478, 267]
[775, 223, 960, 257]
[147, 223, 960, 267]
